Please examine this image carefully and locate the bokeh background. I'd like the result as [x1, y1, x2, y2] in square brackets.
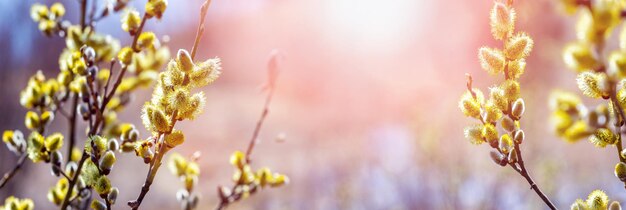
[0, 0, 622, 209]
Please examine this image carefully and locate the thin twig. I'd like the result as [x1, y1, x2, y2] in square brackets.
[61, 10, 150, 208]
[80, 0, 87, 30]
[131, 16, 148, 52]
[128, 113, 177, 209]
[217, 52, 282, 210]
[245, 78, 276, 164]
[67, 93, 78, 164]
[513, 144, 557, 210]
[0, 153, 28, 189]
[190, 0, 213, 60]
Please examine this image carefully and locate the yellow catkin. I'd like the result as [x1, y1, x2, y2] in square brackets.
[489, 2, 516, 40]
[478, 47, 506, 75]
[505, 33, 533, 60]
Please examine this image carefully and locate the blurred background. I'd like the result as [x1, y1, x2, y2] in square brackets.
[0, 0, 622, 209]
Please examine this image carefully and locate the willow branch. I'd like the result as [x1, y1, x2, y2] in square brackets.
[191, 0, 213, 60]
[128, 113, 178, 210]
[0, 153, 28, 189]
[512, 144, 557, 210]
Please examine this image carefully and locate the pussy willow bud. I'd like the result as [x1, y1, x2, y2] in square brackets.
[501, 117, 516, 132]
[616, 162, 626, 182]
[508, 148, 518, 163]
[609, 201, 622, 210]
[137, 32, 157, 50]
[218, 186, 231, 200]
[459, 91, 482, 119]
[121, 9, 141, 35]
[511, 98, 525, 119]
[145, 0, 168, 19]
[577, 72, 607, 99]
[501, 80, 520, 103]
[142, 147, 154, 164]
[45, 133, 64, 152]
[25, 111, 40, 130]
[513, 130, 525, 144]
[256, 167, 272, 187]
[230, 151, 246, 169]
[508, 59, 526, 80]
[91, 200, 106, 210]
[482, 124, 499, 148]
[50, 3, 65, 18]
[128, 129, 139, 142]
[499, 134, 513, 154]
[590, 128, 617, 148]
[483, 101, 502, 123]
[270, 173, 289, 187]
[489, 86, 508, 111]
[2, 130, 14, 145]
[150, 108, 170, 133]
[176, 189, 189, 202]
[66, 162, 77, 178]
[571, 199, 586, 210]
[94, 176, 112, 196]
[190, 194, 199, 209]
[50, 151, 62, 176]
[489, 151, 507, 167]
[164, 130, 185, 148]
[41, 111, 54, 126]
[505, 33, 533, 60]
[118, 47, 134, 66]
[464, 125, 484, 145]
[177, 49, 194, 72]
[108, 187, 119, 205]
[478, 47, 506, 74]
[184, 175, 197, 191]
[587, 190, 609, 210]
[30, 4, 48, 22]
[609, 51, 626, 77]
[78, 103, 90, 120]
[81, 46, 96, 65]
[99, 150, 116, 175]
[108, 138, 119, 151]
[490, 2, 515, 40]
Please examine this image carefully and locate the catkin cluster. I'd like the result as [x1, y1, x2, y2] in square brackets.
[218, 151, 288, 200]
[570, 190, 621, 210]
[1, 0, 172, 208]
[554, 0, 626, 193]
[168, 152, 201, 210]
[0, 196, 34, 210]
[1, 0, 291, 209]
[460, 0, 533, 167]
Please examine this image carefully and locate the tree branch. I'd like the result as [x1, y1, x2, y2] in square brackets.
[0, 153, 28, 189]
[513, 144, 557, 210]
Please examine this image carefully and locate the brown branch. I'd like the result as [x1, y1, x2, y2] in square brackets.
[67, 93, 78, 164]
[245, 79, 276, 164]
[60, 151, 89, 209]
[512, 144, 557, 210]
[190, 0, 213, 60]
[0, 153, 28, 189]
[131, 15, 148, 52]
[128, 113, 178, 210]
[80, 0, 87, 30]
